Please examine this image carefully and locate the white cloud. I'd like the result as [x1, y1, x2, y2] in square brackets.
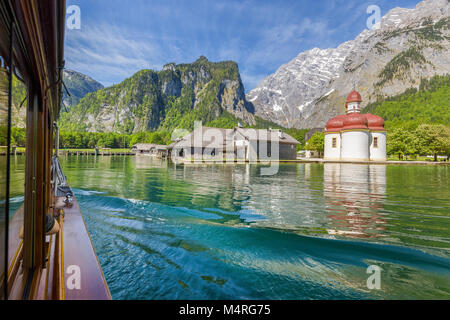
[64, 0, 399, 91]
[65, 24, 171, 85]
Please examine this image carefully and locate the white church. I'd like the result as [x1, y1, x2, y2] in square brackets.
[324, 90, 387, 161]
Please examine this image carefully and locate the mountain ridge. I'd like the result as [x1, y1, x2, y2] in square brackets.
[59, 57, 256, 134]
[63, 69, 104, 107]
[247, 0, 450, 129]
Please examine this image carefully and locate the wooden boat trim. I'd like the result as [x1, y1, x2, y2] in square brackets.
[43, 235, 52, 300]
[58, 195, 111, 300]
[7, 241, 22, 297]
[7, 239, 22, 278]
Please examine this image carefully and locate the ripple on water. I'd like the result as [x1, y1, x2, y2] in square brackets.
[41, 158, 450, 299]
[76, 189, 450, 299]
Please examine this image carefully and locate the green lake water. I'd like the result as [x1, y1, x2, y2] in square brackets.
[8, 156, 450, 299]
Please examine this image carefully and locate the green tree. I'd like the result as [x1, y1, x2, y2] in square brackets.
[414, 124, 450, 161]
[285, 128, 308, 151]
[387, 128, 418, 160]
[305, 132, 325, 157]
[74, 132, 84, 149]
[87, 134, 98, 149]
[11, 127, 26, 146]
[97, 138, 105, 148]
[364, 74, 450, 130]
[60, 132, 75, 148]
[129, 132, 150, 146]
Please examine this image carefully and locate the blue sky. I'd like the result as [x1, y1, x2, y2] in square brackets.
[65, 0, 421, 91]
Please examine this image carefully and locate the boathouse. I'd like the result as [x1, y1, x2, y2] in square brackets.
[131, 143, 156, 154]
[171, 126, 299, 161]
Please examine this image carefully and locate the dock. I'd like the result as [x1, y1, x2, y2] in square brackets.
[0, 150, 134, 156]
[59, 150, 134, 156]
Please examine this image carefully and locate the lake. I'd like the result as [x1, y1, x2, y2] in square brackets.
[10, 156, 450, 299]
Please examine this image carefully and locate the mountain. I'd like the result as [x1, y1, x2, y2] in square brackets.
[62, 69, 104, 107]
[364, 74, 450, 129]
[59, 57, 256, 133]
[9, 69, 103, 128]
[247, 0, 450, 129]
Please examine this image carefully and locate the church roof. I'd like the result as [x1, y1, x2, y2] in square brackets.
[325, 113, 385, 132]
[343, 113, 368, 130]
[325, 90, 385, 132]
[365, 114, 385, 130]
[346, 90, 362, 103]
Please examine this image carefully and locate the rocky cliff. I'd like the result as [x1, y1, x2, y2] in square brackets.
[60, 57, 255, 133]
[63, 69, 104, 107]
[247, 0, 450, 129]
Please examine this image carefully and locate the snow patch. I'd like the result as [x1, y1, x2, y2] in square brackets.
[298, 100, 314, 112]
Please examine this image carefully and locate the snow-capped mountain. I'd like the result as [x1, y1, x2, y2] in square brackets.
[247, 0, 450, 129]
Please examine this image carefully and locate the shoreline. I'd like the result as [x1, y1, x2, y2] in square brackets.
[2, 153, 449, 165]
[176, 158, 450, 166]
[293, 158, 450, 166]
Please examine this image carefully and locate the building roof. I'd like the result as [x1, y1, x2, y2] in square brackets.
[325, 113, 385, 132]
[132, 143, 167, 151]
[325, 115, 345, 132]
[326, 90, 385, 132]
[171, 126, 300, 149]
[365, 114, 385, 130]
[343, 113, 368, 130]
[171, 127, 235, 149]
[346, 90, 362, 103]
[235, 128, 299, 144]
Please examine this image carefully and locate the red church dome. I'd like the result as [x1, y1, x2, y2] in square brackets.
[342, 113, 368, 130]
[346, 90, 362, 104]
[365, 114, 385, 130]
[326, 115, 345, 132]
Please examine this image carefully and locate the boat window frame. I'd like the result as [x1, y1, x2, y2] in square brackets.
[0, 3, 47, 298]
[0, 14, 13, 301]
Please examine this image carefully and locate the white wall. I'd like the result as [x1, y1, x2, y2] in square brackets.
[369, 132, 387, 161]
[324, 133, 341, 160]
[341, 131, 370, 161]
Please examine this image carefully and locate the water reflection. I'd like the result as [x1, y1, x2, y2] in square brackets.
[6, 156, 449, 299]
[323, 164, 387, 239]
[135, 156, 168, 169]
[54, 156, 450, 252]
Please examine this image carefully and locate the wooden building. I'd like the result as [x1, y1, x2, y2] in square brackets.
[131, 143, 158, 154]
[131, 143, 169, 158]
[171, 126, 299, 161]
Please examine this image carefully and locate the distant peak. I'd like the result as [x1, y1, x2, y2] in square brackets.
[163, 62, 176, 71]
[196, 56, 209, 63]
